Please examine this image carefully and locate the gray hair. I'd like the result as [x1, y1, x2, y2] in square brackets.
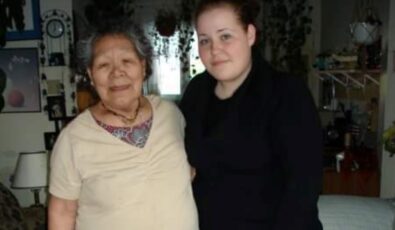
[76, 20, 153, 79]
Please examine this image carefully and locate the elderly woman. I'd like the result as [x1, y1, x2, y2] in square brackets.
[48, 21, 198, 230]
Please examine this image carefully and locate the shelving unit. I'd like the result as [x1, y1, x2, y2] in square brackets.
[316, 68, 383, 196]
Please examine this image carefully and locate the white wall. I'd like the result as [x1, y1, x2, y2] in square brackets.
[0, 0, 73, 207]
[380, 0, 395, 198]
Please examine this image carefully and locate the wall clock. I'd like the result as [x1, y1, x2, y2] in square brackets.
[46, 19, 65, 38]
[40, 9, 73, 67]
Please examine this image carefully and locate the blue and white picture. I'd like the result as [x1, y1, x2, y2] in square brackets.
[0, 48, 40, 113]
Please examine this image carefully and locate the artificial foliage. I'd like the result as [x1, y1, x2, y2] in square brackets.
[261, 0, 313, 77]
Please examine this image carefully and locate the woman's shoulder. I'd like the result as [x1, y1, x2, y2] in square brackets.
[146, 94, 180, 113]
[145, 95, 184, 125]
[60, 110, 96, 134]
[184, 71, 213, 92]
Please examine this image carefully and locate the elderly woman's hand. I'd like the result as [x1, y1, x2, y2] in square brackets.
[190, 166, 196, 181]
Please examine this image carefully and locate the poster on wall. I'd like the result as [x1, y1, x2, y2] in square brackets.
[0, 48, 40, 113]
[5, 0, 41, 41]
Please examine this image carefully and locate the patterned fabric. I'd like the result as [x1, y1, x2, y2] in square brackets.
[318, 195, 395, 230]
[96, 116, 153, 148]
[0, 183, 27, 230]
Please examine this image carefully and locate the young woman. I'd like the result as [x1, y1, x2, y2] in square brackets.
[180, 0, 323, 229]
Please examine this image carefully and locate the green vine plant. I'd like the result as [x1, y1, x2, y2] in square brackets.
[84, 0, 135, 29]
[261, 0, 313, 77]
[177, 0, 196, 79]
[0, 0, 25, 47]
[77, 0, 136, 76]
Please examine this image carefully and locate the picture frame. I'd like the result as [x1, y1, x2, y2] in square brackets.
[5, 0, 41, 41]
[0, 48, 41, 113]
[47, 95, 66, 120]
[44, 132, 59, 150]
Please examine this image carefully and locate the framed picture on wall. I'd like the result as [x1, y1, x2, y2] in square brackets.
[0, 48, 40, 113]
[44, 132, 59, 150]
[47, 95, 66, 120]
[5, 0, 41, 41]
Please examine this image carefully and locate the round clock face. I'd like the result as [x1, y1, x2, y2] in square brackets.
[46, 19, 65, 38]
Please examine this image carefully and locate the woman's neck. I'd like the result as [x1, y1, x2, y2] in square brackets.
[214, 62, 252, 99]
[101, 97, 142, 125]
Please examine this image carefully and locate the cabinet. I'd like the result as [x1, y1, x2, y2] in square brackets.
[323, 169, 379, 197]
[322, 148, 380, 197]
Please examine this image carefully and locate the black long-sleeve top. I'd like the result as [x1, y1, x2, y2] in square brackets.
[180, 54, 323, 230]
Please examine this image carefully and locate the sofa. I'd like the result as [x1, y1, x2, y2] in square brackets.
[0, 183, 45, 230]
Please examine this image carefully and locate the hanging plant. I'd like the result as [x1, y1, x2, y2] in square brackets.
[155, 9, 178, 37]
[150, 9, 179, 59]
[350, 0, 382, 45]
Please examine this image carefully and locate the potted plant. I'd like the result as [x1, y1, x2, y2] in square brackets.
[383, 121, 395, 157]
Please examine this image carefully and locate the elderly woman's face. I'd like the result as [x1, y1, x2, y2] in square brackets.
[88, 35, 145, 110]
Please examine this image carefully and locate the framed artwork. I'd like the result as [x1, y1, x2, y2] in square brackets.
[0, 48, 40, 113]
[44, 132, 59, 150]
[5, 0, 41, 41]
[47, 95, 66, 120]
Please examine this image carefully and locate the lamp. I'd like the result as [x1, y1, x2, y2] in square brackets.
[11, 151, 48, 206]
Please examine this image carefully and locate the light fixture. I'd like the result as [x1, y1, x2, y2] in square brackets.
[11, 151, 48, 206]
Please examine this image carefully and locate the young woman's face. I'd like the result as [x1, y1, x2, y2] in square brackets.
[196, 5, 256, 83]
[88, 35, 146, 111]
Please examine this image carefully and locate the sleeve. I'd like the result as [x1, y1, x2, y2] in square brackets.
[179, 72, 204, 116]
[49, 128, 81, 200]
[168, 99, 186, 137]
[179, 77, 195, 116]
[272, 76, 323, 230]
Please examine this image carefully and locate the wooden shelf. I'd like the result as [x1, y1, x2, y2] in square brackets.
[317, 69, 381, 88]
